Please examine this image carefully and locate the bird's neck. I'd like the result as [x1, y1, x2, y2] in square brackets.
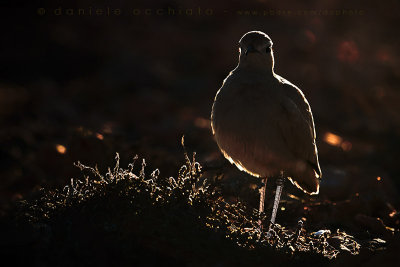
[237, 53, 275, 76]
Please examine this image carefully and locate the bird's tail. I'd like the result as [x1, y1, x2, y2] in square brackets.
[287, 167, 320, 195]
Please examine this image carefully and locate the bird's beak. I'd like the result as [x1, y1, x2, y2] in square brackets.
[245, 45, 257, 56]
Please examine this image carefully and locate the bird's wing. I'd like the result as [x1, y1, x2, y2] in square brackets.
[276, 76, 321, 177]
[275, 75, 315, 138]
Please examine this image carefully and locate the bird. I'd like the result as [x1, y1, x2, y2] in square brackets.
[211, 31, 322, 229]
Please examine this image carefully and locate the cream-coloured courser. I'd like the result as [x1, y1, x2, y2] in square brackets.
[211, 31, 322, 227]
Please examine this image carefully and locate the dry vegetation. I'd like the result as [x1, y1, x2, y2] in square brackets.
[2, 143, 395, 266]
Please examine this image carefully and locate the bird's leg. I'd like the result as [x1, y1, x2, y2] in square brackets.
[258, 177, 268, 230]
[269, 171, 285, 228]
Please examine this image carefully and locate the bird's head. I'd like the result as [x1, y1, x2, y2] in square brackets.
[238, 31, 275, 71]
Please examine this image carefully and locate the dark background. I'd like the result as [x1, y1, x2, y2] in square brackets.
[1, 0, 399, 242]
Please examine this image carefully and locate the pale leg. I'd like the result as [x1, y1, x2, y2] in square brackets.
[270, 171, 285, 227]
[258, 177, 268, 229]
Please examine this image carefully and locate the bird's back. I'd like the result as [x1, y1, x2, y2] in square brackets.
[211, 69, 321, 194]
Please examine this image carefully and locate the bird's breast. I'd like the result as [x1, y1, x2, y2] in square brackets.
[211, 79, 289, 177]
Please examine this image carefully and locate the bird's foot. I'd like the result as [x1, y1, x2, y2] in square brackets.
[265, 222, 279, 239]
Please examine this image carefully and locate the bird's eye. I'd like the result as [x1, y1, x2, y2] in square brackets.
[266, 47, 271, 53]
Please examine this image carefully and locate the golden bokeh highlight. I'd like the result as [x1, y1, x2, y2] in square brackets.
[96, 133, 104, 140]
[323, 132, 352, 151]
[56, 144, 67, 154]
[324, 132, 342, 146]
